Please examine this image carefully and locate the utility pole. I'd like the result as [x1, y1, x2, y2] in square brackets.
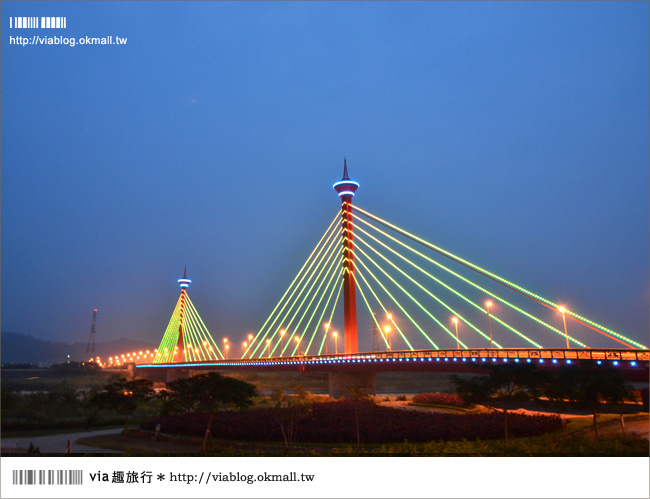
[86, 309, 97, 353]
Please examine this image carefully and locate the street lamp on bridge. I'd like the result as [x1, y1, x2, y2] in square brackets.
[333, 331, 338, 354]
[248, 334, 254, 358]
[485, 301, 494, 349]
[384, 325, 391, 350]
[452, 317, 460, 349]
[266, 339, 271, 358]
[280, 330, 286, 357]
[558, 306, 570, 349]
[324, 323, 330, 354]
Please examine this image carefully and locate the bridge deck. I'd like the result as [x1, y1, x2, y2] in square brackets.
[135, 348, 649, 380]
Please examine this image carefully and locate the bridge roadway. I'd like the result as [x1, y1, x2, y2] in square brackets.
[136, 347, 649, 382]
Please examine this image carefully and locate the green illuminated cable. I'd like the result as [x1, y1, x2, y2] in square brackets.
[248, 224, 340, 359]
[282, 247, 343, 356]
[297, 256, 344, 356]
[304, 266, 344, 355]
[154, 294, 183, 363]
[354, 219, 581, 348]
[157, 314, 176, 363]
[355, 272, 391, 350]
[183, 304, 207, 360]
[313, 272, 343, 356]
[157, 295, 182, 362]
[354, 258, 414, 350]
[317, 278, 344, 355]
[186, 302, 221, 360]
[264, 226, 341, 358]
[182, 304, 201, 361]
[355, 244, 453, 350]
[249, 219, 340, 358]
[353, 205, 645, 350]
[186, 295, 224, 359]
[357, 239, 459, 349]
[279, 246, 342, 356]
[356, 248, 502, 348]
[188, 299, 220, 360]
[186, 306, 211, 360]
[183, 302, 203, 361]
[248, 218, 341, 358]
[243, 212, 340, 358]
[356, 232, 535, 348]
[276, 239, 343, 356]
[190, 294, 224, 359]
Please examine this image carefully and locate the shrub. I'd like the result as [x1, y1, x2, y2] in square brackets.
[412, 392, 470, 408]
[141, 399, 561, 444]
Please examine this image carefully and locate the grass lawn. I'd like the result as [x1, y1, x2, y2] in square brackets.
[73, 413, 649, 457]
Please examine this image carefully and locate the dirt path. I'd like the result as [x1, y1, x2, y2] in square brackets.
[1, 428, 124, 454]
[569, 416, 649, 440]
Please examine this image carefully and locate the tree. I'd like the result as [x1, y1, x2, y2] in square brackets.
[88, 377, 154, 435]
[347, 383, 371, 448]
[270, 386, 312, 447]
[165, 372, 258, 451]
[451, 362, 543, 442]
[551, 361, 635, 439]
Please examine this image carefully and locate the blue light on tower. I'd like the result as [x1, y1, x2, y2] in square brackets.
[178, 267, 191, 289]
[332, 158, 360, 198]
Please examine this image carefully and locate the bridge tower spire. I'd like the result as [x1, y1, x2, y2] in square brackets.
[175, 268, 192, 362]
[333, 158, 360, 353]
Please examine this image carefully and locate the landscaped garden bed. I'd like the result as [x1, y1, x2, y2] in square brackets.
[141, 399, 562, 444]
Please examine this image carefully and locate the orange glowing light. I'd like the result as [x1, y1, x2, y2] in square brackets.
[452, 317, 458, 324]
[558, 306, 567, 314]
[486, 301, 493, 308]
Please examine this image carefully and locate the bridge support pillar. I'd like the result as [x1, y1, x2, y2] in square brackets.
[328, 371, 376, 399]
[165, 369, 191, 383]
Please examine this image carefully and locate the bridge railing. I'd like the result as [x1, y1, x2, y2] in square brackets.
[136, 347, 648, 369]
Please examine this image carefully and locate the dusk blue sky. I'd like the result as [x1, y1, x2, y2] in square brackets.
[2, 1, 648, 353]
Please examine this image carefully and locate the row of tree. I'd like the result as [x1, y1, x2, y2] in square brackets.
[88, 361, 638, 450]
[451, 360, 637, 440]
[88, 373, 258, 451]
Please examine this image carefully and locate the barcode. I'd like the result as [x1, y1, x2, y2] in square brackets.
[9, 17, 67, 29]
[12, 470, 83, 485]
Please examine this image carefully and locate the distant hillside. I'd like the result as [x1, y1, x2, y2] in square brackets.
[1, 332, 157, 365]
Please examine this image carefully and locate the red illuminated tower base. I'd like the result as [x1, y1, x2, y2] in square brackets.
[333, 160, 360, 354]
[174, 267, 192, 362]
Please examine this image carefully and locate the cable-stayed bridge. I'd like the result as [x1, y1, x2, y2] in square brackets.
[135, 162, 648, 394]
